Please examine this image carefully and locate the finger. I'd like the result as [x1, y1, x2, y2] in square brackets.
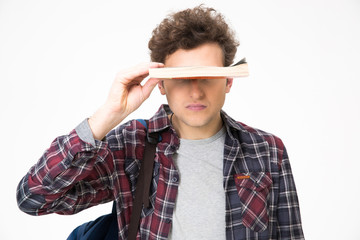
[149, 62, 164, 69]
[142, 78, 161, 99]
[119, 62, 164, 84]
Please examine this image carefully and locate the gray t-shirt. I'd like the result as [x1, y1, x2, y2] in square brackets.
[169, 127, 226, 239]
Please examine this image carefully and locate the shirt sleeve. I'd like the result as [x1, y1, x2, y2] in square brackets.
[75, 118, 97, 146]
[16, 119, 117, 216]
[276, 147, 305, 239]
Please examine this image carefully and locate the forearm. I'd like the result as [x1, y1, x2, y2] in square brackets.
[88, 104, 128, 141]
[16, 124, 114, 215]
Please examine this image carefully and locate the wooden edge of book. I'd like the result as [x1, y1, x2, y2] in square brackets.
[149, 60, 249, 79]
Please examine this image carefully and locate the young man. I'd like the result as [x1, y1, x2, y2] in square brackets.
[17, 6, 304, 240]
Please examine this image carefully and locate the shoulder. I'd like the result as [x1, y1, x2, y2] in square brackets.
[222, 110, 285, 151]
[106, 119, 148, 150]
[234, 121, 286, 167]
[237, 121, 285, 151]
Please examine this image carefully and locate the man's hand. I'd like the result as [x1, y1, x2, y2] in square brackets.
[88, 62, 164, 140]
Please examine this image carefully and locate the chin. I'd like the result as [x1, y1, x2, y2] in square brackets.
[183, 117, 211, 128]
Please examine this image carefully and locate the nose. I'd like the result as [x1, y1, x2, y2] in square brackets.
[189, 79, 204, 99]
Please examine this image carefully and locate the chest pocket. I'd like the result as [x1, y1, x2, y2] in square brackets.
[234, 172, 272, 232]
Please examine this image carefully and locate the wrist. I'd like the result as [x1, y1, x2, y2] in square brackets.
[88, 105, 127, 140]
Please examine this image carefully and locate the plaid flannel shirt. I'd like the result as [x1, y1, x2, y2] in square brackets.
[17, 104, 304, 239]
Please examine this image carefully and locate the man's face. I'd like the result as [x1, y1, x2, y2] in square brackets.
[158, 42, 233, 138]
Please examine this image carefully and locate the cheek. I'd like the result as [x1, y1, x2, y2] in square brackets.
[209, 88, 227, 107]
[162, 87, 184, 112]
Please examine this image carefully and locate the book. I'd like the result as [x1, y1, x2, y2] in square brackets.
[148, 58, 249, 79]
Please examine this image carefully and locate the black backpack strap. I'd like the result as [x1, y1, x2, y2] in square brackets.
[112, 200, 117, 214]
[142, 132, 158, 208]
[128, 120, 158, 240]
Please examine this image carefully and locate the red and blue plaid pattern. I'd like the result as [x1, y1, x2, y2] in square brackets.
[17, 104, 304, 239]
[234, 172, 272, 232]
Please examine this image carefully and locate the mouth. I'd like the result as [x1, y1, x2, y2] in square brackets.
[186, 104, 207, 111]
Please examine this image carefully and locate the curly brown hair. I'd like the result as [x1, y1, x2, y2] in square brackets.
[148, 5, 239, 66]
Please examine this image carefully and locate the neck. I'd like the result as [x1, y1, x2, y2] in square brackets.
[170, 113, 223, 140]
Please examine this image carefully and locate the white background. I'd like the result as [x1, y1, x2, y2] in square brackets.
[1, 0, 359, 239]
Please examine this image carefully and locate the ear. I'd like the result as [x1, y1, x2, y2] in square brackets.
[158, 80, 166, 95]
[225, 78, 233, 93]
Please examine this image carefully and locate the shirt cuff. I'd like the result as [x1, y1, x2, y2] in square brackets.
[75, 119, 96, 147]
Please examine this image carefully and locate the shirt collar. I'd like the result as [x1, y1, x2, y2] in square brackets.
[147, 104, 173, 134]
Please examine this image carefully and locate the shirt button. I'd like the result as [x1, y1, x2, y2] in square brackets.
[171, 177, 178, 183]
[165, 219, 172, 224]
